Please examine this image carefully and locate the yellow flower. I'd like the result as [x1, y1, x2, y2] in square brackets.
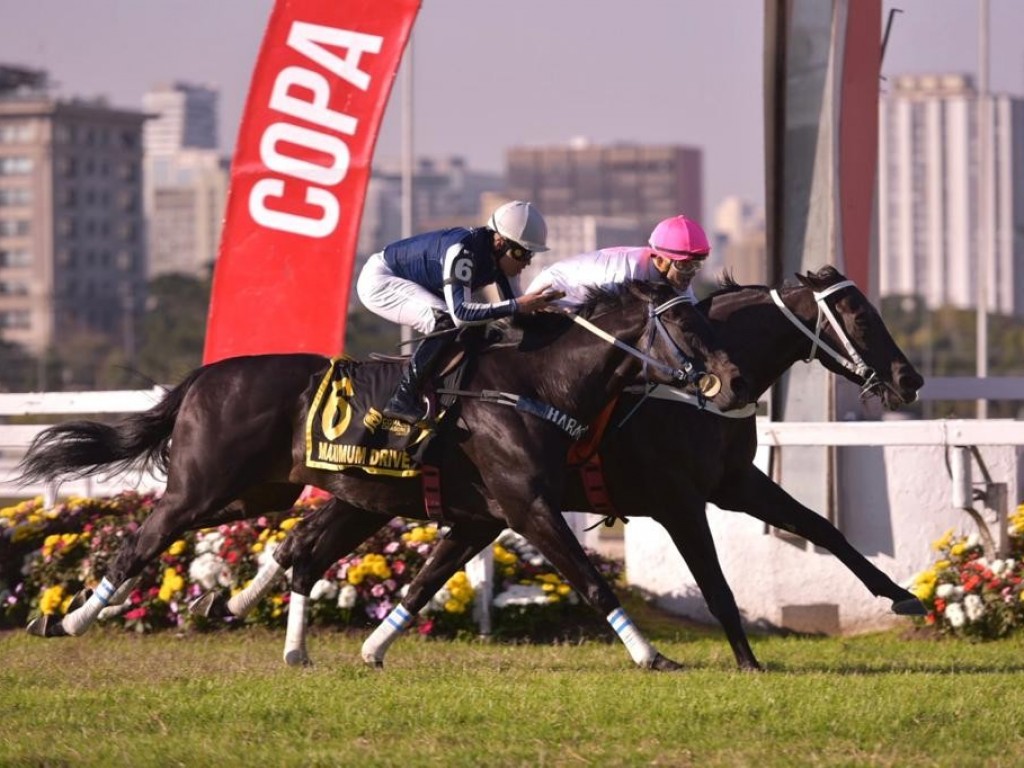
[251, 542, 264, 554]
[493, 545, 516, 565]
[910, 568, 937, 601]
[167, 540, 186, 557]
[950, 542, 966, 558]
[279, 517, 300, 531]
[556, 584, 571, 596]
[932, 529, 954, 552]
[443, 599, 464, 614]
[39, 585, 64, 615]
[348, 566, 365, 585]
[158, 568, 185, 602]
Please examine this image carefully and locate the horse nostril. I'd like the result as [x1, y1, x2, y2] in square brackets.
[730, 376, 751, 405]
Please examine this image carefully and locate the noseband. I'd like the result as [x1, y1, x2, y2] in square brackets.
[769, 280, 888, 401]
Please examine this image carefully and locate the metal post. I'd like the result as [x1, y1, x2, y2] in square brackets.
[976, 0, 990, 419]
[989, 482, 1009, 557]
[466, 547, 494, 637]
[400, 33, 415, 348]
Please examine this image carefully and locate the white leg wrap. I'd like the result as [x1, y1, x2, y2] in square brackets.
[97, 577, 139, 621]
[361, 604, 413, 665]
[62, 577, 117, 636]
[283, 592, 310, 666]
[228, 560, 284, 617]
[607, 607, 658, 667]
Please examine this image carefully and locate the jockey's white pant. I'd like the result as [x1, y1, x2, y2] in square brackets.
[356, 252, 445, 334]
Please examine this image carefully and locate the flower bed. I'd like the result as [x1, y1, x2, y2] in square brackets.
[0, 491, 624, 640]
[909, 504, 1024, 639]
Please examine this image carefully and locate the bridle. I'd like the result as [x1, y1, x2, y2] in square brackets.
[570, 294, 720, 398]
[769, 279, 887, 402]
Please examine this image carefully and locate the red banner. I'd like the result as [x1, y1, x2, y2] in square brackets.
[204, 0, 420, 363]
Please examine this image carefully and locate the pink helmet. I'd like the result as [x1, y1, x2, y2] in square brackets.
[649, 215, 711, 261]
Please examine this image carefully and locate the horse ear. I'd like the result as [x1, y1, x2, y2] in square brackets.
[795, 272, 812, 288]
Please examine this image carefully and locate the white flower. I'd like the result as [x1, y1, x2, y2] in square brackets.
[990, 559, 1007, 577]
[945, 602, 966, 628]
[936, 584, 955, 599]
[428, 586, 452, 612]
[493, 584, 549, 608]
[310, 579, 338, 602]
[964, 594, 985, 622]
[337, 585, 358, 609]
[189, 552, 226, 590]
[194, 531, 225, 556]
[965, 533, 981, 549]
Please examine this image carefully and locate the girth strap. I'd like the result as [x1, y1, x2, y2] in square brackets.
[421, 464, 444, 522]
[436, 388, 589, 440]
[579, 454, 627, 529]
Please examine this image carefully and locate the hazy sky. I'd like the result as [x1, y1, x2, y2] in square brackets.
[2, 0, 1023, 216]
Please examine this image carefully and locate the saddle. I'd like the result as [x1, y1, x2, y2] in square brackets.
[304, 352, 469, 479]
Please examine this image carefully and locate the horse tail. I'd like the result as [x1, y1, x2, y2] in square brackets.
[15, 366, 208, 485]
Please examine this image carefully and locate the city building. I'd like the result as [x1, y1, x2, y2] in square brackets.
[0, 65, 147, 357]
[142, 82, 227, 277]
[710, 196, 767, 286]
[504, 138, 704, 233]
[879, 73, 1024, 315]
[356, 156, 503, 270]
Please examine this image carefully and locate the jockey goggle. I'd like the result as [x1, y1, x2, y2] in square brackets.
[667, 256, 706, 275]
[504, 242, 534, 264]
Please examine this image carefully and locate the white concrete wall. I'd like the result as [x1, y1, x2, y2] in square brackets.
[625, 430, 1023, 635]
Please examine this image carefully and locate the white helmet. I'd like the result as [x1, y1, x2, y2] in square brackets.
[488, 200, 549, 252]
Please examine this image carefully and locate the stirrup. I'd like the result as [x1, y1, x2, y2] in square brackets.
[383, 394, 432, 426]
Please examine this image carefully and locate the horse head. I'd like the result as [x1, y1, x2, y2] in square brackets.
[573, 282, 751, 412]
[790, 266, 924, 409]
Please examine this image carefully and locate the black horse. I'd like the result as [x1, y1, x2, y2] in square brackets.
[212, 265, 924, 670]
[19, 282, 749, 670]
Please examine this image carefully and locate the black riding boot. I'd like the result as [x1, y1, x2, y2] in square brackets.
[383, 321, 454, 425]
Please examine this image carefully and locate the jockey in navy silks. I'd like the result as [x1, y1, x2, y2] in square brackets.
[356, 200, 564, 425]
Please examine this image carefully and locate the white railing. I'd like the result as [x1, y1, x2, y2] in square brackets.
[0, 388, 169, 502]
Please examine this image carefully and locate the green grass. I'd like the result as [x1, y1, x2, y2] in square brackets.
[1, 621, 1023, 767]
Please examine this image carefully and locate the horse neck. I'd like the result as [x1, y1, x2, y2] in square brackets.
[709, 286, 823, 400]
[508, 309, 645, 419]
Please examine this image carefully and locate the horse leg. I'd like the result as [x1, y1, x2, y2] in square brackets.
[361, 521, 502, 668]
[502, 498, 679, 671]
[31, 480, 297, 638]
[657, 510, 762, 671]
[710, 465, 925, 615]
[280, 503, 391, 667]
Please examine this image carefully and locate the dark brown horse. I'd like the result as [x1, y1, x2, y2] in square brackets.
[19, 282, 749, 670]
[212, 266, 924, 670]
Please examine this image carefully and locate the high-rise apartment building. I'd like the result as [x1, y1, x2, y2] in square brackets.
[879, 73, 1024, 315]
[142, 82, 226, 277]
[142, 82, 217, 156]
[0, 65, 147, 356]
[505, 139, 704, 231]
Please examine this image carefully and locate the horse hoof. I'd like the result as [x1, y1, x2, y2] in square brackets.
[284, 649, 312, 667]
[67, 588, 92, 613]
[644, 653, 683, 672]
[892, 597, 927, 616]
[188, 592, 231, 620]
[26, 614, 69, 638]
[362, 655, 385, 670]
[98, 603, 130, 621]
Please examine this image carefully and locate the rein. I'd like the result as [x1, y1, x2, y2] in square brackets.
[570, 294, 706, 389]
[439, 293, 714, 439]
[770, 279, 882, 399]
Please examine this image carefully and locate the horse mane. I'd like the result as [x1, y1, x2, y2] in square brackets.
[703, 264, 847, 302]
